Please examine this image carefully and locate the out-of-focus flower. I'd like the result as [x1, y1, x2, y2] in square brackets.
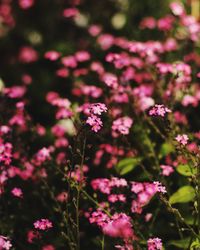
[34, 219, 53, 230]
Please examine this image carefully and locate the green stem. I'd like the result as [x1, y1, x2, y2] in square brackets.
[159, 194, 200, 239]
[81, 189, 111, 217]
[101, 235, 105, 250]
[197, 164, 200, 234]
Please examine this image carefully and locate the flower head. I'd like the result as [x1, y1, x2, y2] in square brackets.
[147, 237, 162, 250]
[175, 134, 189, 145]
[34, 219, 53, 231]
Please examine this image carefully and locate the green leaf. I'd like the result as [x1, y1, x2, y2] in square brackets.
[116, 157, 141, 175]
[168, 238, 190, 248]
[190, 239, 200, 249]
[185, 216, 197, 225]
[169, 186, 195, 204]
[176, 164, 197, 176]
[159, 142, 174, 158]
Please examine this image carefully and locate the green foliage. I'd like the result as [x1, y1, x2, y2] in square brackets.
[168, 238, 191, 248]
[169, 186, 196, 204]
[176, 164, 197, 176]
[190, 239, 200, 249]
[159, 142, 174, 158]
[116, 157, 142, 175]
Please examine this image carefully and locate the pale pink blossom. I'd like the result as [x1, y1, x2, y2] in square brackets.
[149, 104, 171, 117]
[147, 237, 162, 250]
[160, 165, 174, 176]
[170, 2, 185, 16]
[175, 134, 189, 145]
[0, 236, 12, 250]
[34, 219, 53, 230]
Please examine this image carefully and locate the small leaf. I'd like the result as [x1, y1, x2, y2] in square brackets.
[176, 164, 197, 176]
[168, 238, 190, 248]
[185, 216, 197, 225]
[159, 143, 174, 158]
[116, 157, 141, 175]
[190, 239, 200, 249]
[169, 185, 195, 204]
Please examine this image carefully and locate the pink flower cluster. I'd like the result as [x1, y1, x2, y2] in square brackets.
[175, 134, 189, 145]
[149, 104, 171, 117]
[0, 236, 12, 250]
[131, 181, 166, 214]
[46, 92, 73, 119]
[102, 213, 135, 239]
[112, 117, 133, 137]
[147, 237, 162, 250]
[91, 177, 128, 194]
[85, 103, 107, 132]
[34, 219, 53, 231]
[160, 165, 174, 176]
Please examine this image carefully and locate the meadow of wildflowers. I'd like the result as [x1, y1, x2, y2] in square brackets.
[0, 0, 200, 249]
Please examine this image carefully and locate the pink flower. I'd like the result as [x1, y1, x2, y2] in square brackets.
[131, 200, 142, 214]
[44, 51, 61, 61]
[88, 25, 102, 36]
[102, 214, 134, 239]
[112, 117, 133, 137]
[56, 192, 68, 202]
[56, 68, 69, 78]
[27, 230, 40, 243]
[34, 219, 53, 231]
[153, 181, 167, 194]
[0, 126, 10, 135]
[19, 46, 38, 63]
[11, 187, 23, 198]
[35, 147, 51, 163]
[18, 0, 34, 9]
[160, 165, 174, 176]
[175, 134, 189, 145]
[108, 194, 126, 203]
[102, 73, 118, 89]
[42, 245, 55, 250]
[63, 8, 79, 18]
[80, 85, 103, 98]
[4, 86, 26, 98]
[140, 17, 156, 29]
[91, 178, 111, 194]
[147, 237, 162, 250]
[89, 103, 107, 115]
[157, 15, 174, 31]
[149, 104, 171, 117]
[61, 56, 77, 68]
[145, 213, 153, 222]
[86, 115, 103, 132]
[75, 51, 90, 62]
[0, 236, 12, 250]
[170, 2, 185, 16]
[97, 34, 114, 50]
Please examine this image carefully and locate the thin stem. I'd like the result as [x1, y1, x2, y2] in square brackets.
[101, 234, 105, 250]
[76, 131, 87, 250]
[159, 194, 200, 239]
[81, 189, 111, 217]
[197, 164, 200, 235]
